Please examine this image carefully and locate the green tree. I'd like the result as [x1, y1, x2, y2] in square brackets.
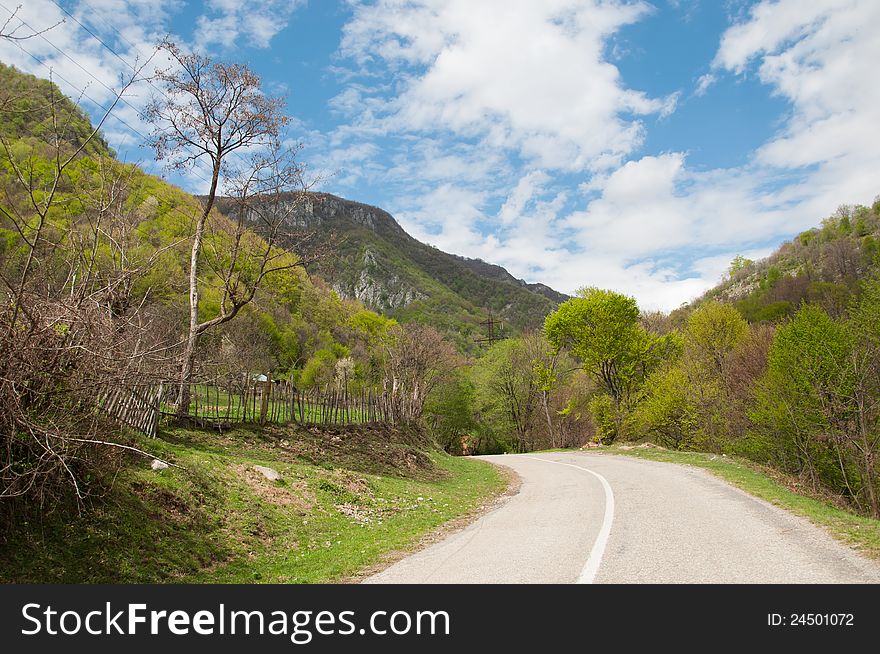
[685, 301, 748, 376]
[634, 302, 748, 450]
[544, 287, 662, 440]
[632, 366, 696, 449]
[425, 369, 477, 454]
[844, 278, 880, 515]
[728, 255, 753, 276]
[471, 338, 540, 452]
[751, 305, 851, 495]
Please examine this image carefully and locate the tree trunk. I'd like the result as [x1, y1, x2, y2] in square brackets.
[542, 390, 555, 448]
[177, 161, 220, 418]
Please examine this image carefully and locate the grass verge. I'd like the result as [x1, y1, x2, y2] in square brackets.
[0, 424, 507, 583]
[597, 444, 880, 560]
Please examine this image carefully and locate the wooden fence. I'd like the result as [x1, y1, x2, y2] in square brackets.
[98, 382, 164, 438]
[100, 378, 394, 436]
[178, 379, 393, 427]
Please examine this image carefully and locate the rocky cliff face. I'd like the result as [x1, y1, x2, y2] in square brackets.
[343, 247, 427, 311]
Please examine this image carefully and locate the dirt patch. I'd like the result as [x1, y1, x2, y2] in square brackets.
[230, 463, 313, 511]
[335, 503, 375, 525]
[164, 423, 442, 480]
[342, 463, 522, 583]
[130, 482, 191, 523]
[262, 424, 443, 480]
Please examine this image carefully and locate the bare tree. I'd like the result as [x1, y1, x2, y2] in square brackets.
[0, 4, 63, 42]
[524, 331, 560, 449]
[1, 67, 143, 332]
[144, 40, 291, 416]
[383, 324, 459, 423]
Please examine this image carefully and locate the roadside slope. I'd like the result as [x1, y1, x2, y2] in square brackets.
[0, 425, 507, 583]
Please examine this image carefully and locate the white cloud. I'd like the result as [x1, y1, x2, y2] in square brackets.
[694, 72, 715, 96]
[339, 0, 676, 171]
[712, 0, 880, 231]
[195, 0, 302, 49]
[498, 171, 551, 226]
[393, 184, 489, 254]
[0, 1, 174, 141]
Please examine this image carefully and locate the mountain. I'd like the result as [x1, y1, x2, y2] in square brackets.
[216, 192, 568, 350]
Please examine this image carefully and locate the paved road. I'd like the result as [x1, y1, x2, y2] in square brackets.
[364, 452, 880, 584]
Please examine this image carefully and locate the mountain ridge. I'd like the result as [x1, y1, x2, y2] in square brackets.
[214, 191, 569, 350]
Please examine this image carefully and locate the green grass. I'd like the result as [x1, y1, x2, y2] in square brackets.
[0, 425, 506, 583]
[598, 445, 880, 560]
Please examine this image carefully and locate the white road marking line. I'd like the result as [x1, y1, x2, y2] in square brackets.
[528, 456, 615, 584]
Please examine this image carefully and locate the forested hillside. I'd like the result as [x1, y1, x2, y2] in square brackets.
[215, 192, 567, 351]
[696, 202, 880, 322]
[516, 199, 880, 519]
[0, 62, 408, 389]
[0, 55, 512, 582]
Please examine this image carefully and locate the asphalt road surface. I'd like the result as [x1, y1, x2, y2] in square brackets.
[364, 452, 880, 584]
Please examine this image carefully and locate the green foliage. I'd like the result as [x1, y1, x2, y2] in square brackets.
[470, 339, 534, 452]
[729, 255, 754, 276]
[299, 348, 342, 388]
[761, 266, 782, 290]
[349, 309, 396, 341]
[751, 304, 851, 489]
[634, 302, 748, 451]
[425, 370, 477, 454]
[632, 366, 696, 449]
[685, 302, 748, 371]
[545, 288, 650, 408]
[588, 394, 620, 443]
[0, 63, 111, 158]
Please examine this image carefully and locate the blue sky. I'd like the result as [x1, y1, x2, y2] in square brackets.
[2, 0, 879, 310]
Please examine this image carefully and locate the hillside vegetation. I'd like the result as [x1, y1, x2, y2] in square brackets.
[695, 201, 880, 322]
[527, 199, 880, 520]
[0, 424, 504, 583]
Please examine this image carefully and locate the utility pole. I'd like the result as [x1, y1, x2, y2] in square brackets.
[476, 313, 505, 348]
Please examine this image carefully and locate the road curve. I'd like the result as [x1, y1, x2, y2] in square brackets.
[363, 452, 880, 584]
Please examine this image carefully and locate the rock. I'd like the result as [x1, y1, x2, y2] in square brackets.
[254, 465, 281, 481]
[151, 459, 169, 471]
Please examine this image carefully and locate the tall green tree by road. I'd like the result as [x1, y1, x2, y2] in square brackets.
[544, 287, 668, 440]
[753, 285, 880, 517]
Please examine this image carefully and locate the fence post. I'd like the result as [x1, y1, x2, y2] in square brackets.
[149, 382, 164, 438]
[259, 376, 271, 425]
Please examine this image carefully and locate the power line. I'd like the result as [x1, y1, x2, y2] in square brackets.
[48, 0, 177, 108]
[47, 0, 278, 182]
[5, 7, 149, 128]
[0, 2, 216, 190]
[0, 2, 292, 208]
[49, 0, 144, 74]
